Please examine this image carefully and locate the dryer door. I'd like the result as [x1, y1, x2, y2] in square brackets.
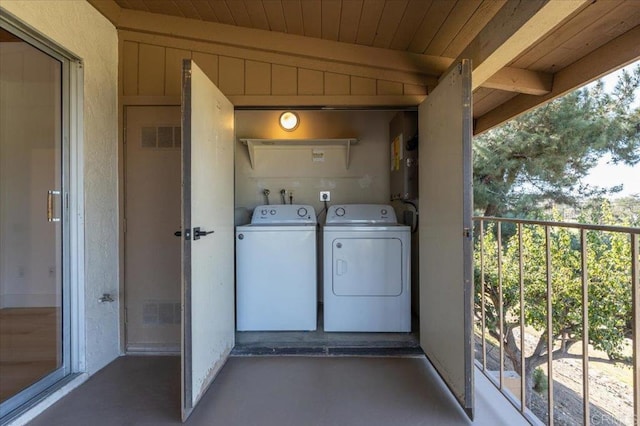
[332, 238, 403, 296]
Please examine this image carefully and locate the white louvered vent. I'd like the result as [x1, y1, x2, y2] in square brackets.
[142, 301, 181, 325]
[141, 126, 181, 149]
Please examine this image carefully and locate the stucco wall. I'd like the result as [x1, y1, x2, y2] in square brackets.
[1, 0, 120, 374]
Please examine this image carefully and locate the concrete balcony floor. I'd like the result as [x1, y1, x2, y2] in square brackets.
[28, 355, 528, 425]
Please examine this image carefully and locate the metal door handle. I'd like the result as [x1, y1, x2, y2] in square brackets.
[174, 231, 182, 237]
[336, 259, 347, 276]
[47, 190, 61, 222]
[193, 227, 214, 240]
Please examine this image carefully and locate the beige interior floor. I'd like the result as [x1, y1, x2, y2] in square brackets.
[27, 355, 527, 426]
[0, 308, 59, 402]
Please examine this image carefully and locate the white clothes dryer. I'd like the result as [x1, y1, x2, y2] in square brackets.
[323, 204, 410, 332]
[236, 204, 317, 331]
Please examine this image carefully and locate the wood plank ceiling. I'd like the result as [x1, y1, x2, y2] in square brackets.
[114, 0, 504, 58]
[105, 0, 640, 132]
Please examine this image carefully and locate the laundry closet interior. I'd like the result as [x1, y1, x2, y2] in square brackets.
[233, 109, 420, 354]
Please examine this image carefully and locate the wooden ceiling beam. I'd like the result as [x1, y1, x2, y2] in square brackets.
[482, 67, 552, 96]
[474, 24, 640, 134]
[457, 0, 588, 91]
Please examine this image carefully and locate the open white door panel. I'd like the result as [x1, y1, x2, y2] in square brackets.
[418, 59, 474, 418]
[181, 60, 235, 421]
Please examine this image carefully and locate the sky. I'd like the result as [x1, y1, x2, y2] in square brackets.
[582, 154, 639, 197]
[581, 60, 640, 198]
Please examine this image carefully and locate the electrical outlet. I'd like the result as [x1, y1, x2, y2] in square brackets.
[320, 191, 331, 201]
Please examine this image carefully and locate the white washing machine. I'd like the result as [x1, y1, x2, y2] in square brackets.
[323, 204, 411, 332]
[236, 204, 317, 331]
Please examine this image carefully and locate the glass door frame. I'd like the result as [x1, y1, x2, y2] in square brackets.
[0, 13, 80, 420]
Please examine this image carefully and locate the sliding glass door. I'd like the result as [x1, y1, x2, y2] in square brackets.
[0, 24, 70, 417]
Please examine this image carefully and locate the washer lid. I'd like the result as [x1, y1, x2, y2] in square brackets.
[325, 204, 398, 224]
[250, 204, 317, 225]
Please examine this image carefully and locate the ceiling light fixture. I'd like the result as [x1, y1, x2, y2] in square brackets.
[279, 111, 299, 131]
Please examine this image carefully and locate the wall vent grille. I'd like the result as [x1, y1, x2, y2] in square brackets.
[141, 126, 181, 149]
[142, 301, 181, 325]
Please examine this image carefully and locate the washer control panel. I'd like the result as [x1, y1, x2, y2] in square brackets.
[251, 204, 316, 224]
[325, 204, 398, 224]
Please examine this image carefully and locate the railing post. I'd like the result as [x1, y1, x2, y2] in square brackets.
[581, 229, 590, 426]
[546, 225, 554, 426]
[480, 219, 487, 371]
[519, 223, 526, 413]
[498, 221, 504, 391]
[632, 233, 638, 426]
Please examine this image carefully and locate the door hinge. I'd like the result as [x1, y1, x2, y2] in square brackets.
[123, 218, 127, 233]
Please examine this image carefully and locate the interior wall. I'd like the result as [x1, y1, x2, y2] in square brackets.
[0, 41, 58, 308]
[1, 0, 119, 374]
[234, 110, 395, 214]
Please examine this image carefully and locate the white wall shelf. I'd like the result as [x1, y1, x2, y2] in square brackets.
[239, 138, 358, 169]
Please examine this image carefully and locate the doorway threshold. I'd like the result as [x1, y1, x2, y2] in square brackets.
[233, 312, 421, 357]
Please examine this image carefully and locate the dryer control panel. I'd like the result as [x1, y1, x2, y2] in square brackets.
[251, 204, 316, 224]
[325, 204, 398, 224]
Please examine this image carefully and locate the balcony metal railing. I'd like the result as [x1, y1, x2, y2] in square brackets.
[474, 216, 640, 426]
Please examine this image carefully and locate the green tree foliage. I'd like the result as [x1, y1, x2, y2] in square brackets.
[474, 65, 640, 217]
[581, 195, 640, 227]
[475, 201, 635, 404]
